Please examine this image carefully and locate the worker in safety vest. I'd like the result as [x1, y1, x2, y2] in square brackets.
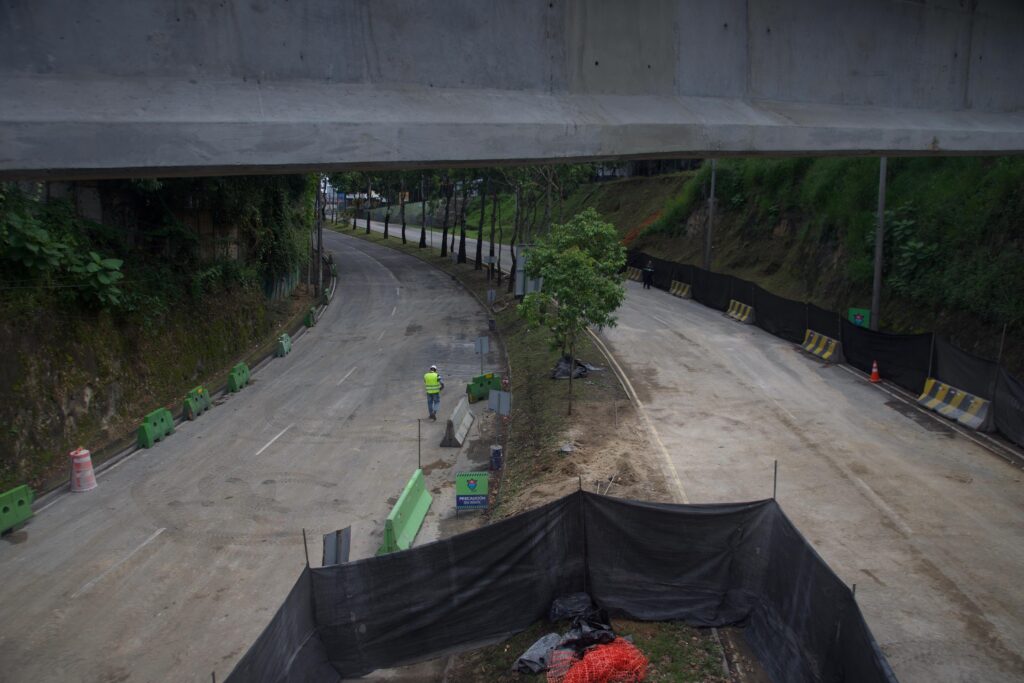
[424, 364, 445, 421]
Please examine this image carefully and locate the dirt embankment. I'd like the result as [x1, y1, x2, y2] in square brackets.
[0, 286, 313, 492]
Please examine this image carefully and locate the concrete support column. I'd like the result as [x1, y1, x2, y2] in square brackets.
[703, 159, 717, 271]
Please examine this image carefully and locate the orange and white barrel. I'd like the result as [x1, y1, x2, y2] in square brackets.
[69, 447, 97, 492]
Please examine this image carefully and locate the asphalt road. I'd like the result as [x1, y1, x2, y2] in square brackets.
[0, 231, 497, 681]
[603, 283, 1024, 683]
[365, 220, 1024, 682]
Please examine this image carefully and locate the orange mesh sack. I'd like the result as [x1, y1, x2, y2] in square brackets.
[549, 638, 648, 683]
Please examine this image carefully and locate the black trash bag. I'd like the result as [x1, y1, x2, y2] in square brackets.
[512, 632, 562, 674]
[551, 356, 588, 380]
[559, 615, 615, 650]
[549, 592, 595, 622]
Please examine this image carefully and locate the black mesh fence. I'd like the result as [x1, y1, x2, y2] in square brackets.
[840, 321, 933, 395]
[227, 492, 897, 683]
[994, 370, 1024, 447]
[933, 336, 1000, 400]
[752, 284, 807, 343]
[808, 303, 842, 340]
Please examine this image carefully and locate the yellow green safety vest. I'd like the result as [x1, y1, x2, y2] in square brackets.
[424, 371, 441, 394]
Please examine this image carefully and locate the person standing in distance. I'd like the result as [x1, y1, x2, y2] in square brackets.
[642, 260, 655, 290]
[424, 364, 444, 421]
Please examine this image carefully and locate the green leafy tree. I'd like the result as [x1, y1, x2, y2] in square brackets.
[518, 208, 626, 414]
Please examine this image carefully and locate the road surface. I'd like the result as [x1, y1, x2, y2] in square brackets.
[366, 220, 1024, 682]
[603, 283, 1024, 683]
[0, 231, 498, 681]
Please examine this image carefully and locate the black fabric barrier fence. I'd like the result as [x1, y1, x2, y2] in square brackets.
[933, 336, 1000, 400]
[808, 303, 842, 340]
[752, 284, 807, 344]
[994, 369, 1024, 447]
[227, 492, 897, 683]
[840, 321, 933, 396]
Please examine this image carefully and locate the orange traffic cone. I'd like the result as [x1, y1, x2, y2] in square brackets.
[69, 447, 97, 492]
[870, 360, 881, 383]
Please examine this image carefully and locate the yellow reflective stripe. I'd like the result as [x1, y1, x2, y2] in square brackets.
[814, 335, 828, 355]
[937, 390, 967, 417]
[821, 340, 835, 360]
[924, 383, 951, 409]
[963, 396, 987, 417]
[803, 330, 814, 348]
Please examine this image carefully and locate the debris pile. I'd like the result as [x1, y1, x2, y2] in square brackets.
[513, 593, 649, 682]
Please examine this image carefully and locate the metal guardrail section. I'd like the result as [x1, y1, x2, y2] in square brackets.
[918, 378, 992, 430]
[802, 330, 843, 363]
[440, 396, 475, 448]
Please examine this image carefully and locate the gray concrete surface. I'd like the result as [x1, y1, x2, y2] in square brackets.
[3, 1, 1024, 179]
[601, 283, 1024, 683]
[0, 231, 499, 681]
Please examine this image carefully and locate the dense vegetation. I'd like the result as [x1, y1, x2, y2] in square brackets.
[0, 175, 316, 491]
[644, 157, 1024, 328]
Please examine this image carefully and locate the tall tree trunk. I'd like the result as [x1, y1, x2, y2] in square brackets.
[474, 177, 488, 270]
[440, 180, 451, 257]
[488, 189, 498, 280]
[507, 184, 521, 293]
[365, 178, 372, 234]
[400, 177, 407, 244]
[457, 183, 469, 264]
[383, 182, 391, 239]
[418, 174, 428, 248]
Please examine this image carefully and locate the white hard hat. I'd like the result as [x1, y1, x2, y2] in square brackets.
[429, 365, 437, 371]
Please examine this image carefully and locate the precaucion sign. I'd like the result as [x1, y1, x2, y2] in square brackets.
[456, 471, 489, 510]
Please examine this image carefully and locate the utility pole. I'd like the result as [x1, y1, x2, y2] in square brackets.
[703, 159, 717, 270]
[871, 157, 887, 331]
[318, 176, 325, 298]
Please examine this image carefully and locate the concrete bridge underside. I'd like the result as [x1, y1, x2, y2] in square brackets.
[2, 0, 1023, 179]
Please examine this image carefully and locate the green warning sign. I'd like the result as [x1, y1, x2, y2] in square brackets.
[455, 471, 489, 510]
[848, 307, 871, 328]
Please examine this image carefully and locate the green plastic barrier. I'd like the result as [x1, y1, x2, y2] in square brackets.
[377, 469, 433, 555]
[183, 385, 212, 420]
[304, 307, 317, 328]
[466, 372, 502, 403]
[276, 333, 292, 357]
[138, 407, 174, 448]
[0, 485, 34, 534]
[227, 362, 250, 393]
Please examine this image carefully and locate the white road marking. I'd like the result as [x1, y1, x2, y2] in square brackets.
[255, 424, 293, 456]
[391, 305, 397, 317]
[72, 528, 166, 599]
[377, 329, 386, 341]
[587, 328, 690, 503]
[336, 367, 357, 386]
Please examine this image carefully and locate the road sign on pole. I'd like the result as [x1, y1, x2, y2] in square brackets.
[475, 336, 489, 374]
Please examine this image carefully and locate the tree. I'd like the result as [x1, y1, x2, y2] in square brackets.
[475, 175, 488, 270]
[418, 173, 428, 249]
[518, 208, 625, 415]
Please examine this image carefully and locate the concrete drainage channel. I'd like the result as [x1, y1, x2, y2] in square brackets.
[24, 259, 339, 519]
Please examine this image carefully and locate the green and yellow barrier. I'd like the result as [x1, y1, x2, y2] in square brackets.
[669, 281, 691, 298]
[138, 407, 174, 448]
[917, 378, 991, 430]
[801, 330, 842, 362]
[466, 372, 502, 403]
[227, 362, 250, 393]
[377, 469, 433, 555]
[0, 485, 34, 534]
[726, 299, 755, 324]
[183, 386, 212, 421]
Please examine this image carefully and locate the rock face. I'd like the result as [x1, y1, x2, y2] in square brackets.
[0, 289, 277, 491]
